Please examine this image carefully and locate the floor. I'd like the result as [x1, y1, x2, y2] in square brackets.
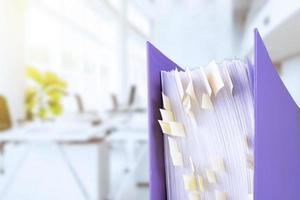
[0, 141, 149, 200]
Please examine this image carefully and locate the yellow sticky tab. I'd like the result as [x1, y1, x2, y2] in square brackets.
[248, 193, 253, 200]
[188, 193, 201, 200]
[200, 67, 212, 96]
[168, 137, 179, 153]
[168, 137, 183, 166]
[183, 96, 197, 124]
[169, 122, 185, 137]
[171, 151, 183, 166]
[215, 190, 226, 200]
[187, 110, 197, 125]
[160, 109, 175, 122]
[183, 175, 198, 191]
[246, 153, 254, 169]
[223, 66, 233, 94]
[206, 169, 217, 183]
[214, 158, 226, 172]
[183, 96, 192, 111]
[244, 135, 252, 153]
[201, 94, 213, 110]
[189, 156, 195, 172]
[197, 175, 205, 192]
[174, 68, 184, 100]
[206, 61, 224, 96]
[162, 93, 172, 110]
[158, 120, 171, 134]
[186, 81, 197, 102]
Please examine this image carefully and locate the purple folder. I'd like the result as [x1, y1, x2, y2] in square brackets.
[147, 29, 300, 200]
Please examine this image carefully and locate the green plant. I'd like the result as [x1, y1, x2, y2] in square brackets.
[25, 66, 67, 120]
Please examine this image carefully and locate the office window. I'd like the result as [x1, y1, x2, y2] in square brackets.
[126, 3, 151, 107]
[25, 0, 152, 112]
[127, 31, 147, 107]
[106, 0, 122, 13]
[25, 0, 121, 111]
[127, 3, 151, 38]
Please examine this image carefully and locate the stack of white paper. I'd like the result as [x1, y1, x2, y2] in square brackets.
[159, 60, 254, 200]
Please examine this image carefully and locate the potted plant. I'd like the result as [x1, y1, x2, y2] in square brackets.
[25, 67, 67, 121]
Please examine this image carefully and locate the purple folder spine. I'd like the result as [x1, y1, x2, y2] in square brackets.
[147, 42, 182, 200]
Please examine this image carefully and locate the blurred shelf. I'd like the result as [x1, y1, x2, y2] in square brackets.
[242, 0, 300, 62]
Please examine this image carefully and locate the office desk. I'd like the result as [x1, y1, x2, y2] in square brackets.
[107, 112, 148, 199]
[0, 115, 125, 200]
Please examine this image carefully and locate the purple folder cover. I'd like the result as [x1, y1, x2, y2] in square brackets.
[147, 30, 300, 200]
[254, 30, 300, 199]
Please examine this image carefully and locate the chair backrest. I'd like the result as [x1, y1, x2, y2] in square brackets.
[127, 85, 136, 107]
[0, 95, 11, 131]
[74, 93, 84, 113]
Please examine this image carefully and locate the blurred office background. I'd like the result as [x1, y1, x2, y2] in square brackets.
[0, 0, 299, 199]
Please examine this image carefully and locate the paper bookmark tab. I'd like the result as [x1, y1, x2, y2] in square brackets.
[223, 66, 233, 94]
[206, 169, 217, 183]
[189, 156, 195, 172]
[243, 136, 252, 156]
[171, 151, 183, 166]
[169, 122, 186, 137]
[206, 61, 224, 96]
[158, 120, 171, 134]
[200, 67, 212, 96]
[186, 69, 197, 102]
[215, 190, 226, 200]
[183, 96, 192, 111]
[174, 68, 185, 100]
[168, 137, 183, 166]
[183, 96, 197, 124]
[160, 109, 175, 122]
[201, 94, 213, 110]
[188, 193, 201, 200]
[246, 153, 254, 169]
[183, 175, 198, 191]
[162, 93, 172, 110]
[168, 137, 179, 153]
[186, 81, 197, 102]
[214, 158, 226, 172]
[187, 110, 197, 125]
[197, 175, 205, 192]
[200, 66, 214, 110]
[248, 193, 253, 200]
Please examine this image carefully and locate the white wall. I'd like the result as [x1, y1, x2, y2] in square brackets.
[280, 55, 300, 107]
[0, 0, 27, 123]
[152, 0, 235, 68]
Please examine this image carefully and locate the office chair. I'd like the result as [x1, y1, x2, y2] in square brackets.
[0, 95, 11, 174]
[0, 95, 11, 131]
